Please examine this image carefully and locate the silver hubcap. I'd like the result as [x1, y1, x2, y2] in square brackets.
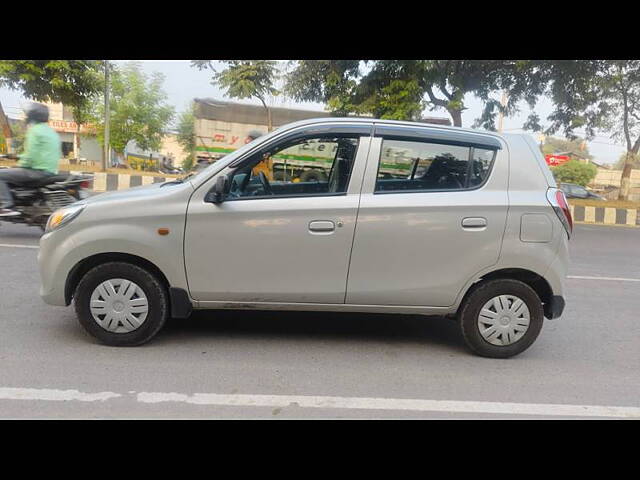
[477, 295, 530, 346]
[89, 279, 149, 333]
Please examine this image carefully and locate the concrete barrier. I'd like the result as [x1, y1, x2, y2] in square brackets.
[60, 171, 169, 193]
[569, 204, 639, 227]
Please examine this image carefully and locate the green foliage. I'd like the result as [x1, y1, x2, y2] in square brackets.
[284, 60, 546, 127]
[362, 79, 425, 120]
[285, 60, 361, 117]
[550, 160, 597, 186]
[92, 62, 174, 157]
[349, 61, 426, 120]
[0, 60, 102, 122]
[127, 156, 157, 171]
[181, 153, 195, 172]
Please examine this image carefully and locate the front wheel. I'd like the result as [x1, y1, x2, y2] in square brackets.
[74, 262, 168, 346]
[458, 279, 544, 358]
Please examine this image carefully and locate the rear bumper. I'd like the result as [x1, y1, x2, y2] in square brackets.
[544, 295, 565, 319]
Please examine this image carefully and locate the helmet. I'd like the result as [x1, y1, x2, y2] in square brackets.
[25, 103, 49, 124]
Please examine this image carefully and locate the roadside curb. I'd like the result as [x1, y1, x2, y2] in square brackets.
[569, 204, 639, 227]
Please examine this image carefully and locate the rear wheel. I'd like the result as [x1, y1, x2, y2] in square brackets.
[74, 262, 168, 346]
[458, 279, 544, 358]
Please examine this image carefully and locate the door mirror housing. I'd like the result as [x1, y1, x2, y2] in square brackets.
[208, 174, 230, 203]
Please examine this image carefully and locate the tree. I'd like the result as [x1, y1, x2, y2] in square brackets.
[525, 60, 640, 200]
[0, 60, 102, 107]
[550, 160, 597, 187]
[192, 60, 280, 131]
[284, 60, 546, 127]
[91, 62, 174, 164]
[176, 103, 196, 171]
[285, 60, 362, 116]
[0, 60, 102, 155]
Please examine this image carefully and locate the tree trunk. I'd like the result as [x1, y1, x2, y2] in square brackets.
[258, 96, 273, 132]
[619, 151, 635, 201]
[448, 108, 462, 127]
[619, 161, 632, 201]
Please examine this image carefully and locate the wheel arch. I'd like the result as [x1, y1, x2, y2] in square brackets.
[65, 252, 170, 306]
[456, 268, 554, 319]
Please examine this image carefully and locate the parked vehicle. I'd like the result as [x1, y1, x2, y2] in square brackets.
[38, 118, 570, 358]
[560, 182, 605, 200]
[0, 157, 92, 231]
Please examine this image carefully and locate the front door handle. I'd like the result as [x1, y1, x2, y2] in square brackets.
[309, 220, 335, 232]
[462, 217, 487, 229]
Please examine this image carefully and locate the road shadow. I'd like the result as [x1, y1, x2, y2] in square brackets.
[161, 309, 466, 352]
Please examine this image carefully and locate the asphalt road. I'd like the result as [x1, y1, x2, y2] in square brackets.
[0, 222, 639, 419]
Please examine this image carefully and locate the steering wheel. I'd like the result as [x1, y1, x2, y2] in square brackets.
[257, 171, 273, 196]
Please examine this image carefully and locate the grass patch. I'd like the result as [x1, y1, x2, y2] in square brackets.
[569, 198, 640, 209]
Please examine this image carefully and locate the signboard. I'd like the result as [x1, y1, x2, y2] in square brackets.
[48, 120, 95, 134]
[545, 154, 570, 167]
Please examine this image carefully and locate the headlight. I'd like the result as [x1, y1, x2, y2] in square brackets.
[45, 204, 85, 233]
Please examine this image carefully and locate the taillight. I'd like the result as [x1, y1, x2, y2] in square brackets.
[80, 180, 90, 189]
[547, 188, 573, 238]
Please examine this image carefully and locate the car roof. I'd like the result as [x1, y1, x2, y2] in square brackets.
[278, 116, 523, 142]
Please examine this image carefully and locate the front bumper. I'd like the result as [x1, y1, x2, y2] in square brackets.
[38, 230, 76, 306]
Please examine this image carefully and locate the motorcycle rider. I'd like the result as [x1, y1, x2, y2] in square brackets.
[0, 103, 61, 216]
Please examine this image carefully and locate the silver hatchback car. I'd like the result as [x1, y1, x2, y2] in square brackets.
[38, 118, 571, 358]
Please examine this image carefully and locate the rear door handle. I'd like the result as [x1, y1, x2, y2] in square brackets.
[462, 217, 487, 229]
[309, 220, 336, 233]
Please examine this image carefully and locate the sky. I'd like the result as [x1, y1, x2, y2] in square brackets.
[0, 60, 628, 165]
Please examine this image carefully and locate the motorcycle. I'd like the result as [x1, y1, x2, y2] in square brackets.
[0, 155, 93, 231]
[158, 156, 184, 175]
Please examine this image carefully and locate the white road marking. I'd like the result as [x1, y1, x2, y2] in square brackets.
[0, 387, 120, 402]
[136, 392, 640, 418]
[0, 243, 38, 249]
[568, 275, 640, 283]
[1, 387, 638, 418]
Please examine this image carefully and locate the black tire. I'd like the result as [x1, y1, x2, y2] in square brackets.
[74, 262, 168, 346]
[458, 279, 544, 358]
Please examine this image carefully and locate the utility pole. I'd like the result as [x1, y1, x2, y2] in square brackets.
[497, 91, 508, 133]
[103, 60, 111, 172]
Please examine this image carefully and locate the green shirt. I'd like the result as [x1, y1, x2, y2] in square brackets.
[18, 122, 61, 174]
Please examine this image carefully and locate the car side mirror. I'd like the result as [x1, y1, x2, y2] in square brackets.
[209, 174, 230, 204]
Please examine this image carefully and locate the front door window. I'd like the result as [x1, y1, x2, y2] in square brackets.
[227, 136, 359, 199]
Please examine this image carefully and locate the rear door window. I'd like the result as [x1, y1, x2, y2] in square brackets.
[375, 139, 496, 192]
